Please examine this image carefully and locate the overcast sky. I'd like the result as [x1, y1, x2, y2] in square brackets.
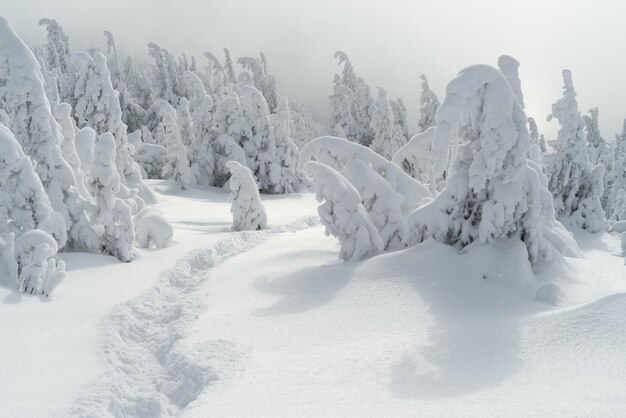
[4, 0, 626, 139]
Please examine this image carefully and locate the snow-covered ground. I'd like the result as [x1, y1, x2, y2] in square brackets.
[1, 182, 625, 417]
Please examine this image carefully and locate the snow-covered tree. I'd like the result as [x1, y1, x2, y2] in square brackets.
[38, 18, 73, 104]
[329, 74, 356, 140]
[610, 120, 626, 211]
[344, 159, 409, 251]
[270, 96, 301, 193]
[152, 99, 193, 189]
[89, 133, 135, 262]
[0, 17, 98, 252]
[299, 136, 431, 214]
[238, 55, 279, 112]
[305, 161, 383, 261]
[226, 161, 267, 231]
[0, 123, 67, 248]
[544, 70, 607, 232]
[75, 127, 96, 175]
[176, 97, 195, 151]
[582, 107, 606, 166]
[53, 102, 90, 199]
[410, 64, 580, 264]
[392, 127, 435, 184]
[390, 98, 409, 139]
[498, 55, 525, 108]
[13, 229, 65, 296]
[148, 42, 178, 106]
[417, 74, 439, 133]
[370, 88, 404, 160]
[73, 51, 148, 205]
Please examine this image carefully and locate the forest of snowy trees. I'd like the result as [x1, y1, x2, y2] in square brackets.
[2, 16, 626, 297]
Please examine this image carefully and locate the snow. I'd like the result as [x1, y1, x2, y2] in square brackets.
[0, 182, 625, 417]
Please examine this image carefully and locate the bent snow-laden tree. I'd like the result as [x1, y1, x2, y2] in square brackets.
[226, 161, 267, 231]
[410, 64, 580, 264]
[392, 127, 435, 184]
[0, 17, 99, 252]
[298, 136, 431, 215]
[370, 88, 405, 160]
[305, 161, 383, 261]
[343, 159, 409, 251]
[544, 70, 607, 232]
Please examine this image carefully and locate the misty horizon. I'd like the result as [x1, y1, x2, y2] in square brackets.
[5, 0, 626, 141]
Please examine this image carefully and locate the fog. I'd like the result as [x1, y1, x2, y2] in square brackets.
[4, 0, 626, 139]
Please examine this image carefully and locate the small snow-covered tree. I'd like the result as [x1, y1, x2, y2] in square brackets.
[13, 229, 65, 296]
[152, 99, 193, 189]
[417, 74, 439, 133]
[410, 64, 580, 264]
[38, 18, 73, 104]
[75, 127, 96, 175]
[344, 159, 409, 251]
[226, 161, 267, 231]
[329, 74, 356, 141]
[392, 127, 435, 184]
[89, 133, 135, 262]
[545, 70, 607, 232]
[0, 17, 98, 252]
[305, 161, 383, 261]
[176, 97, 195, 151]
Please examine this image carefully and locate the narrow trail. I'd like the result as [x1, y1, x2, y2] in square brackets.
[69, 217, 318, 418]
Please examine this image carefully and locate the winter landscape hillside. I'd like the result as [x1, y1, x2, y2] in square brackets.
[0, 7, 625, 418]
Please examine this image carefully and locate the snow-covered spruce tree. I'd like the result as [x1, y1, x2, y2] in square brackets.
[582, 107, 606, 166]
[545, 70, 607, 231]
[223, 47, 237, 83]
[610, 120, 626, 211]
[410, 64, 580, 264]
[75, 127, 96, 175]
[305, 161, 383, 261]
[298, 136, 431, 215]
[38, 18, 74, 104]
[0, 233, 17, 290]
[89, 133, 135, 262]
[152, 99, 193, 189]
[344, 159, 409, 251]
[334, 51, 374, 146]
[226, 161, 267, 231]
[238, 55, 279, 112]
[392, 126, 435, 184]
[370, 88, 405, 160]
[329, 74, 356, 140]
[498, 55, 525, 108]
[209, 95, 248, 186]
[176, 97, 195, 152]
[53, 102, 90, 199]
[0, 17, 98, 252]
[0, 123, 67, 248]
[417, 74, 439, 133]
[527, 117, 543, 163]
[104, 31, 145, 133]
[148, 43, 178, 106]
[270, 96, 301, 193]
[390, 98, 409, 140]
[73, 51, 148, 206]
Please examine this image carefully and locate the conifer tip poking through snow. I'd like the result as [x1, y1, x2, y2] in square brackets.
[226, 160, 268, 231]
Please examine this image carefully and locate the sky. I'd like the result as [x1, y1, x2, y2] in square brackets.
[4, 0, 626, 140]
